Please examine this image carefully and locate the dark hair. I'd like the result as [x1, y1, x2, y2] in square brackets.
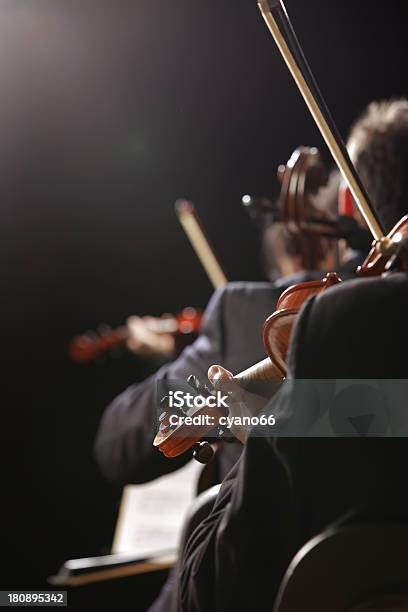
[348, 99, 408, 232]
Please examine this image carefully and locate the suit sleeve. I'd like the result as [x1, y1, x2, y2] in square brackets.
[93, 287, 227, 485]
[178, 431, 296, 612]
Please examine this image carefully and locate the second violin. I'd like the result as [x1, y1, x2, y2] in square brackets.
[69, 307, 202, 363]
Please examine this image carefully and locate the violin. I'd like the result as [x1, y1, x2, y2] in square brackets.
[68, 307, 202, 363]
[153, 0, 408, 462]
[69, 200, 227, 363]
[153, 271, 341, 460]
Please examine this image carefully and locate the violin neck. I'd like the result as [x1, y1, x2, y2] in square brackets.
[234, 357, 283, 384]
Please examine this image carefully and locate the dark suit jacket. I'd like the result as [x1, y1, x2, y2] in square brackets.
[94, 279, 303, 485]
[179, 272, 408, 612]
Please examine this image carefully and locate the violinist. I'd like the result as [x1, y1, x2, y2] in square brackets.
[178, 98, 408, 612]
[175, 52, 408, 612]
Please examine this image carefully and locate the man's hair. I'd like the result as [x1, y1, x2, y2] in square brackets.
[348, 99, 408, 232]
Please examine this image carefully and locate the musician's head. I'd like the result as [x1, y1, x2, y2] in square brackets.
[262, 172, 339, 280]
[345, 98, 408, 232]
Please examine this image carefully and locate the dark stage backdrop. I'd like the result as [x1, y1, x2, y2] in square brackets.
[1, 0, 407, 596]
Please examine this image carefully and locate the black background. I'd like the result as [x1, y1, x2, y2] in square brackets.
[1, 0, 408, 602]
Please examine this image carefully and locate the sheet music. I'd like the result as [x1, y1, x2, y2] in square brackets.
[112, 460, 203, 559]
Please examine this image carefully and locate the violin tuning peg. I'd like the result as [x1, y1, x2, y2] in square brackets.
[187, 375, 200, 391]
[277, 164, 286, 183]
[192, 441, 215, 464]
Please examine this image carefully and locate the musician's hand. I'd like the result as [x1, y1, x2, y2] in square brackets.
[127, 315, 176, 358]
[208, 365, 268, 444]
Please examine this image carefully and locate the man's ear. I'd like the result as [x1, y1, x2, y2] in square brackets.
[338, 182, 355, 217]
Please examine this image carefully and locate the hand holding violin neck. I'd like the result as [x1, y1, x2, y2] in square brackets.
[234, 357, 283, 384]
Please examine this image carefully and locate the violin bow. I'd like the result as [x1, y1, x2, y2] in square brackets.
[257, 0, 385, 243]
[175, 199, 228, 289]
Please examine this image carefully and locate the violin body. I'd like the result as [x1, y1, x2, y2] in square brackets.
[263, 271, 341, 376]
